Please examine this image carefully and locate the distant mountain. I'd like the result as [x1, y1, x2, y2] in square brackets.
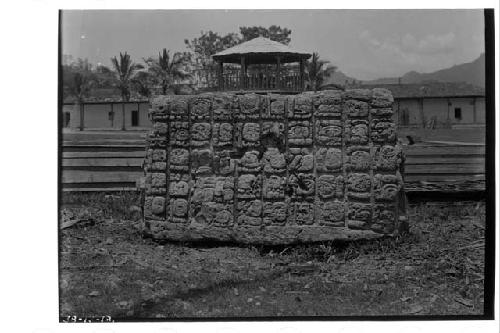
[323, 69, 359, 86]
[365, 53, 485, 87]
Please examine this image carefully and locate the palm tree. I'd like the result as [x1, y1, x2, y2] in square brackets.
[132, 70, 154, 98]
[144, 49, 192, 95]
[110, 52, 143, 130]
[63, 62, 94, 131]
[306, 52, 333, 92]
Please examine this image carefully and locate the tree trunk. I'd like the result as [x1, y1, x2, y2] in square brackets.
[121, 101, 126, 131]
[78, 101, 84, 131]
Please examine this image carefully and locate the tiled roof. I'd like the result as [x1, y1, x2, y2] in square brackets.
[349, 82, 485, 98]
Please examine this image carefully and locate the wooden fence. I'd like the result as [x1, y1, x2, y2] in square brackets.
[61, 142, 485, 193]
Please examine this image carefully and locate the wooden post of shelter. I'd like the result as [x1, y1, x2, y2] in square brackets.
[276, 56, 281, 90]
[240, 56, 246, 90]
[299, 59, 305, 91]
[218, 61, 223, 91]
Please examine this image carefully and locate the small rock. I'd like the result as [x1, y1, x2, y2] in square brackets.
[105, 237, 113, 245]
[404, 266, 413, 271]
[233, 288, 239, 296]
[259, 286, 267, 292]
[400, 296, 411, 302]
[88, 290, 100, 297]
[304, 283, 311, 289]
[407, 304, 423, 314]
[255, 302, 261, 306]
[247, 298, 253, 303]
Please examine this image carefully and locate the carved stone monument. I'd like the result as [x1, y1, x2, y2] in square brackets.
[143, 89, 406, 244]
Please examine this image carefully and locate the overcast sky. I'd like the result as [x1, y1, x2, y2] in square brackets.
[61, 9, 484, 80]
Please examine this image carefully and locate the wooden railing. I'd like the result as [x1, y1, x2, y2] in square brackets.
[221, 72, 302, 91]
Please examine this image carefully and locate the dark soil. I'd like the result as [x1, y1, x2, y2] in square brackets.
[59, 192, 485, 319]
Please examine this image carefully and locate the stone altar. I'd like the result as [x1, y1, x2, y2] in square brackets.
[143, 89, 406, 244]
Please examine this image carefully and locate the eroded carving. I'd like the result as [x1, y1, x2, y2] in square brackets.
[374, 145, 402, 171]
[237, 174, 261, 199]
[263, 201, 287, 225]
[345, 100, 370, 117]
[373, 174, 401, 201]
[237, 200, 262, 226]
[238, 151, 261, 173]
[346, 147, 371, 171]
[314, 91, 342, 117]
[315, 148, 342, 173]
[289, 148, 314, 173]
[288, 121, 312, 145]
[237, 94, 261, 120]
[263, 175, 286, 199]
[347, 202, 372, 228]
[347, 173, 371, 199]
[170, 148, 189, 171]
[170, 198, 188, 223]
[170, 122, 189, 146]
[263, 148, 286, 174]
[191, 122, 211, 146]
[212, 93, 234, 120]
[190, 95, 211, 120]
[315, 119, 342, 146]
[371, 118, 396, 143]
[191, 149, 213, 175]
[316, 201, 345, 226]
[345, 119, 369, 145]
[288, 95, 312, 119]
[317, 175, 344, 199]
[213, 123, 233, 147]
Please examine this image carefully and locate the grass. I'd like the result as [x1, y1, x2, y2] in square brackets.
[59, 192, 485, 319]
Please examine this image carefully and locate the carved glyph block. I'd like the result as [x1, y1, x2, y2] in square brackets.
[145, 90, 405, 244]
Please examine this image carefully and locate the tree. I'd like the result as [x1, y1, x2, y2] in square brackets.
[109, 52, 143, 130]
[306, 52, 333, 92]
[239, 25, 292, 44]
[184, 31, 240, 87]
[144, 48, 192, 95]
[62, 59, 96, 131]
[131, 70, 154, 98]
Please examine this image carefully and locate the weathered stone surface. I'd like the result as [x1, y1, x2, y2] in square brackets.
[144, 89, 406, 244]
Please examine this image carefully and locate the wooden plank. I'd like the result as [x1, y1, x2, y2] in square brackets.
[63, 151, 146, 158]
[405, 164, 484, 174]
[62, 187, 138, 192]
[405, 157, 484, 165]
[404, 145, 485, 156]
[63, 140, 146, 146]
[62, 158, 144, 167]
[62, 170, 143, 184]
[404, 174, 485, 182]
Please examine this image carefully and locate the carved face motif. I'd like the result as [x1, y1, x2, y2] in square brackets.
[240, 151, 260, 168]
[172, 199, 188, 217]
[242, 123, 260, 142]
